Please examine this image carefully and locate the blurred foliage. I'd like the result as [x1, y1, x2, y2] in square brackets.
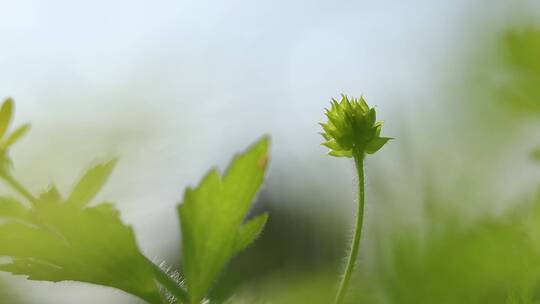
[467, 23, 540, 121]
[362, 197, 540, 304]
[252, 193, 540, 304]
[0, 279, 25, 304]
[221, 192, 540, 304]
[533, 148, 540, 163]
[498, 26, 540, 114]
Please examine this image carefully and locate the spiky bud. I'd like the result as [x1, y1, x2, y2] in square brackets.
[320, 94, 391, 157]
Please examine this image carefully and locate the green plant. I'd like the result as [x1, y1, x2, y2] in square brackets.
[320, 94, 391, 304]
[179, 137, 269, 303]
[0, 98, 270, 304]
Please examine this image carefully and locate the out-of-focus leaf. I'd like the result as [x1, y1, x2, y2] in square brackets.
[531, 148, 540, 162]
[0, 98, 29, 175]
[499, 27, 540, 113]
[366, 203, 540, 304]
[0, 163, 162, 304]
[0, 197, 29, 220]
[178, 137, 270, 303]
[0, 99, 13, 141]
[38, 184, 61, 203]
[3, 124, 30, 148]
[67, 159, 117, 208]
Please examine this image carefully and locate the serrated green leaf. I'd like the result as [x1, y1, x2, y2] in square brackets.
[365, 137, 392, 154]
[3, 124, 30, 148]
[178, 137, 270, 303]
[0, 99, 13, 141]
[233, 213, 269, 253]
[0, 167, 162, 304]
[67, 159, 117, 208]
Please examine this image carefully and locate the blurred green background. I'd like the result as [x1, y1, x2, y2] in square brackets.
[2, 0, 540, 303]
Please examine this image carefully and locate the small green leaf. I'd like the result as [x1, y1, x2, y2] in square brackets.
[233, 212, 269, 253]
[0, 99, 13, 141]
[178, 137, 270, 303]
[365, 137, 392, 154]
[3, 124, 30, 148]
[67, 159, 117, 207]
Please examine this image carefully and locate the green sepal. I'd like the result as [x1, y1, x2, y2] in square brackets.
[322, 140, 341, 150]
[328, 150, 353, 158]
[365, 137, 392, 154]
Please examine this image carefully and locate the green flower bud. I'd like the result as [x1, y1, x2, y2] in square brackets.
[320, 94, 392, 157]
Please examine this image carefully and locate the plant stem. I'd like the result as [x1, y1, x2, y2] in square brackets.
[0, 172, 38, 205]
[334, 152, 365, 304]
[146, 257, 189, 304]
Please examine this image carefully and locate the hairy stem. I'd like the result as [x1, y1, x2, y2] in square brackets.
[334, 153, 365, 304]
[146, 258, 189, 304]
[0, 172, 38, 205]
